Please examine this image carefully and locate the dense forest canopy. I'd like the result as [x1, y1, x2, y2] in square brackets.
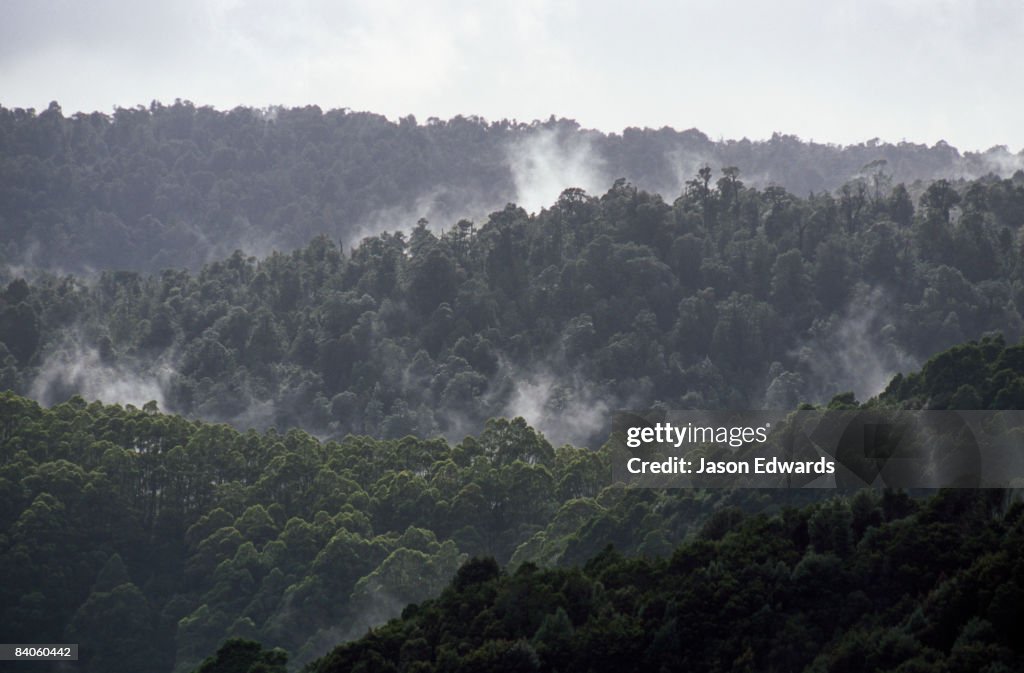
[304, 486, 1024, 673]
[0, 389, 791, 673]
[2, 335, 1022, 673]
[4, 97, 1024, 673]
[3, 169, 1024, 446]
[2, 100, 1022, 274]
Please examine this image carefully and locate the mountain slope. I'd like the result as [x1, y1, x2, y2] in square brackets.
[306, 488, 1021, 673]
[3, 102, 1022, 273]
[5, 173, 1024, 447]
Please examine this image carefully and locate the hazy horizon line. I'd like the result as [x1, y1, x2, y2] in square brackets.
[5, 98, 1022, 156]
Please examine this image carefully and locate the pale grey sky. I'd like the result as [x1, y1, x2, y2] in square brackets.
[2, 0, 1022, 151]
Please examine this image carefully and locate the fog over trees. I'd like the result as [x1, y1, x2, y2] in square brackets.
[4, 337, 1024, 672]
[4, 99, 1024, 673]
[2, 101, 1022, 274]
[3, 149, 1024, 446]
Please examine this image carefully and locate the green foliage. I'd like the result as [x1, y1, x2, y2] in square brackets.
[0, 391, 618, 671]
[67, 580, 155, 673]
[878, 334, 1024, 410]
[5, 104, 1003, 275]
[303, 488, 1024, 673]
[7, 169, 1024, 444]
[4, 108, 1024, 673]
[0, 388, 816, 673]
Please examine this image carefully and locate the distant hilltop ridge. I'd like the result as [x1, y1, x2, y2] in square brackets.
[2, 101, 1022, 273]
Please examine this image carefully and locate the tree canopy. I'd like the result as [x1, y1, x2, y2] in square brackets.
[4, 334, 1024, 672]
[4, 169, 1024, 447]
[2, 101, 1020, 273]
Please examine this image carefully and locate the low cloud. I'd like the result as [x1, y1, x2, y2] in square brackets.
[792, 286, 918, 404]
[30, 342, 173, 410]
[507, 127, 608, 214]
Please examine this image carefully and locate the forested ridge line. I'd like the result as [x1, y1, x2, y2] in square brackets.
[2, 100, 1021, 274]
[5, 334, 1024, 672]
[3, 171, 1024, 445]
[291, 338, 1024, 673]
[302, 486, 1023, 673]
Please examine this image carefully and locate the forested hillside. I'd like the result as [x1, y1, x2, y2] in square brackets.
[292, 336, 1024, 673]
[3, 336, 1024, 673]
[5, 4, 1022, 671]
[3, 171, 1024, 445]
[303, 487, 1023, 673]
[4, 99, 1024, 673]
[0, 390, 797, 673]
[2, 101, 1022, 274]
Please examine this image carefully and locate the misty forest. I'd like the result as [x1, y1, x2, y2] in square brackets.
[3, 103, 1024, 673]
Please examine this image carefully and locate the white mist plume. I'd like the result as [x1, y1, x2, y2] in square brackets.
[660, 146, 715, 199]
[793, 286, 918, 404]
[965, 146, 1024, 179]
[507, 128, 608, 213]
[204, 396, 279, 433]
[30, 343, 173, 410]
[502, 366, 634, 448]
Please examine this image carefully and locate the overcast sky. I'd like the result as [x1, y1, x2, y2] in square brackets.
[2, 0, 1022, 151]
